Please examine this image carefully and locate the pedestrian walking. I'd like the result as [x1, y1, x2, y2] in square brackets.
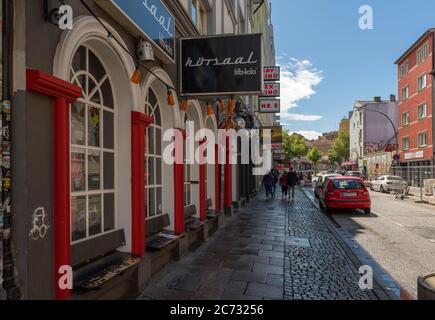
[272, 169, 279, 199]
[279, 172, 289, 200]
[262, 171, 274, 200]
[286, 168, 299, 202]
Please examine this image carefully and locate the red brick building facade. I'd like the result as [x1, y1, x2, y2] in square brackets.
[396, 29, 435, 167]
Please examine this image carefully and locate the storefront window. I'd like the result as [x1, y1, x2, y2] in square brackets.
[145, 88, 163, 219]
[70, 46, 115, 243]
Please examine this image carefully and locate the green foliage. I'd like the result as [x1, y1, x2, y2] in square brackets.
[308, 147, 322, 174]
[329, 131, 350, 165]
[283, 131, 309, 160]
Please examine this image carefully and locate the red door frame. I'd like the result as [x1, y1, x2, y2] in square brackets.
[27, 69, 82, 300]
[199, 139, 207, 221]
[173, 129, 186, 234]
[131, 112, 154, 257]
[224, 137, 232, 208]
[215, 144, 221, 212]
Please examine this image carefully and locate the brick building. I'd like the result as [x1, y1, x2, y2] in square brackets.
[395, 29, 435, 168]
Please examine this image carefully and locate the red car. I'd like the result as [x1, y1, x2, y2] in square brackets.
[318, 176, 371, 215]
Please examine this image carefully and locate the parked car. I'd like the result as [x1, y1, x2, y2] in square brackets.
[370, 175, 408, 193]
[314, 174, 342, 198]
[345, 171, 362, 178]
[318, 176, 371, 215]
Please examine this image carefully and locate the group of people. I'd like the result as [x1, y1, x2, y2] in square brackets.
[261, 168, 300, 202]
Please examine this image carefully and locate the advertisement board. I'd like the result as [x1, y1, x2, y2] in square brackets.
[261, 126, 283, 150]
[264, 66, 280, 81]
[262, 82, 280, 97]
[180, 34, 263, 96]
[97, 0, 176, 63]
[259, 99, 281, 113]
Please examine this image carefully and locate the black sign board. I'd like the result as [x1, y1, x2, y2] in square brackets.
[180, 34, 263, 96]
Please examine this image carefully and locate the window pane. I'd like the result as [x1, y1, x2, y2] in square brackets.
[88, 79, 97, 102]
[156, 128, 162, 155]
[156, 157, 162, 185]
[154, 105, 161, 126]
[71, 149, 86, 192]
[104, 152, 115, 190]
[71, 46, 86, 73]
[89, 50, 106, 83]
[149, 188, 155, 217]
[88, 107, 101, 147]
[103, 111, 114, 150]
[88, 195, 102, 236]
[71, 103, 86, 145]
[156, 187, 163, 215]
[71, 196, 87, 242]
[104, 193, 115, 232]
[88, 151, 101, 191]
[148, 128, 155, 155]
[148, 157, 155, 185]
[148, 89, 157, 108]
[101, 78, 114, 109]
[145, 188, 150, 218]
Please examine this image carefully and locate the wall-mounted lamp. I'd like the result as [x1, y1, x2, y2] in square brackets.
[136, 38, 155, 62]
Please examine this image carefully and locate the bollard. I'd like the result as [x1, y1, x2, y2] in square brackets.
[418, 273, 435, 300]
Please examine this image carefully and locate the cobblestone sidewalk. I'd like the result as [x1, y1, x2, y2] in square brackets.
[139, 189, 381, 300]
[284, 189, 378, 300]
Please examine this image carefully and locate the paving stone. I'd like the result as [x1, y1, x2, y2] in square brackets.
[258, 250, 285, 259]
[239, 255, 271, 264]
[246, 282, 283, 300]
[224, 280, 248, 295]
[231, 271, 268, 283]
[252, 263, 284, 275]
[269, 258, 284, 266]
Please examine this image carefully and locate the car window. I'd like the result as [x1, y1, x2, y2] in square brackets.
[332, 179, 363, 190]
[387, 177, 403, 181]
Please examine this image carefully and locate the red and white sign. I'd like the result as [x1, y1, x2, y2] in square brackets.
[262, 82, 280, 97]
[263, 66, 280, 81]
[259, 99, 281, 113]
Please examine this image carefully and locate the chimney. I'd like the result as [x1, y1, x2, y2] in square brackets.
[390, 94, 396, 102]
[374, 96, 382, 103]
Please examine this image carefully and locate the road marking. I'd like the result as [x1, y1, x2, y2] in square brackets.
[429, 239, 435, 243]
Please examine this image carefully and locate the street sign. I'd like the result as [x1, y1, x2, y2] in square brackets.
[263, 66, 280, 81]
[180, 34, 263, 96]
[393, 154, 401, 162]
[259, 99, 281, 113]
[261, 82, 280, 97]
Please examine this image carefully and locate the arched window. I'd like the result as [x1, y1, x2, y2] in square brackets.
[145, 88, 163, 219]
[70, 45, 115, 243]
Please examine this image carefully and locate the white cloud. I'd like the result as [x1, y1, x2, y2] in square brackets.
[288, 131, 323, 141]
[281, 113, 323, 122]
[277, 56, 323, 121]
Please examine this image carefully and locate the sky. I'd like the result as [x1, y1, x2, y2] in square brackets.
[270, 0, 435, 140]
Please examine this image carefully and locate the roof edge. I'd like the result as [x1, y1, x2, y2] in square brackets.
[395, 28, 435, 65]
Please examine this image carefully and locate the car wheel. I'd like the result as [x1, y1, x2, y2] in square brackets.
[364, 208, 371, 215]
[370, 184, 374, 191]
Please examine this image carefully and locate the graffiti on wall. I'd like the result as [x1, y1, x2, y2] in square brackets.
[29, 207, 50, 241]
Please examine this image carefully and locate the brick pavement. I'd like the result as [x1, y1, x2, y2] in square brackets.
[139, 189, 381, 300]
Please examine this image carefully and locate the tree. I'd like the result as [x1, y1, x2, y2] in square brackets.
[307, 147, 322, 174]
[283, 131, 309, 161]
[329, 131, 350, 165]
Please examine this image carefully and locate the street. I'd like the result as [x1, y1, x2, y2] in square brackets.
[306, 186, 435, 299]
[139, 189, 385, 300]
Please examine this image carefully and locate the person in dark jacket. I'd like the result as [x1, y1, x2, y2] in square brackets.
[262, 171, 274, 200]
[286, 168, 299, 202]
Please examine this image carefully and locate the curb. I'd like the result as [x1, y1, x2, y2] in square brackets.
[300, 187, 400, 301]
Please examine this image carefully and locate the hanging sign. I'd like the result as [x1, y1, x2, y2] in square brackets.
[264, 66, 280, 82]
[259, 99, 281, 113]
[96, 0, 175, 63]
[261, 126, 283, 150]
[180, 34, 263, 96]
[262, 82, 280, 97]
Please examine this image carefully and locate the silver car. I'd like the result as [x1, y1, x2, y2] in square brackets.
[370, 175, 408, 193]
